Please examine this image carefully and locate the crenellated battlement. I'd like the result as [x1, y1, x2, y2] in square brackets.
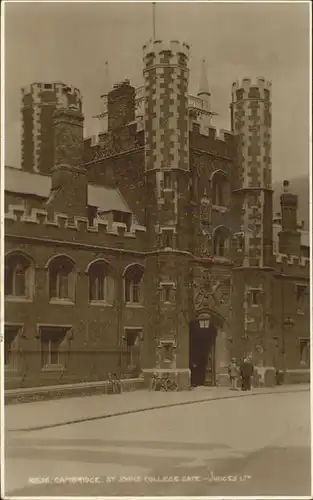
[195, 124, 234, 142]
[275, 252, 310, 269]
[22, 82, 81, 98]
[232, 76, 272, 92]
[143, 39, 190, 59]
[232, 77, 272, 102]
[83, 124, 144, 163]
[21, 82, 82, 112]
[190, 123, 235, 158]
[5, 205, 146, 243]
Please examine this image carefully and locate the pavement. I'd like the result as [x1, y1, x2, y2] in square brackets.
[3, 384, 311, 497]
[5, 383, 309, 432]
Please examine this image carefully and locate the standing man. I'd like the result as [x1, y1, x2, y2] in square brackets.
[228, 358, 239, 390]
[240, 357, 254, 390]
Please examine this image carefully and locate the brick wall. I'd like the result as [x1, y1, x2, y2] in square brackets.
[39, 105, 55, 174]
[21, 106, 33, 172]
[4, 237, 147, 388]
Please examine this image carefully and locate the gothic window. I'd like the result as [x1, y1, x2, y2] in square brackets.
[124, 328, 143, 373]
[160, 285, 175, 303]
[251, 290, 259, 306]
[161, 230, 174, 249]
[164, 287, 171, 302]
[211, 170, 229, 207]
[124, 264, 144, 304]
[296, 285, 307, 311]
[213, 227, 230, 257]
[88, 260, 114, 303]
[5, 253, 34, 299]
[299, 338, 310, 367]
[48, 255, 76, 301]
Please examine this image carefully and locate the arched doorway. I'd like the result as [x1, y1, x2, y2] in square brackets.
[189, 314, 218, 387]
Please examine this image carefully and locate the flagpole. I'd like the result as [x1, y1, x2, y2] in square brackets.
[152, 2, 156, 41]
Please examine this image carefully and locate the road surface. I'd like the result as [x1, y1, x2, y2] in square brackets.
[4, 390, 311, 496]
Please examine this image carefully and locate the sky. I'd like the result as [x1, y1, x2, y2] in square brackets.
[4, 1, 311, 182]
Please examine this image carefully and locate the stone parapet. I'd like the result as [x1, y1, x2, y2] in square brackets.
[5, 377, 144, 405]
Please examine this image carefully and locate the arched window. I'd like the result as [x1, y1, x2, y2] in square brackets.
[87, 260, 114, 303]
[48, 255, 76, 301]
[124, 264, 144, 304]
[211, 170, 229, 207]
[300, 338, 310, 367]
[213, 226, 230, 257]
[5, 253, 33, 299]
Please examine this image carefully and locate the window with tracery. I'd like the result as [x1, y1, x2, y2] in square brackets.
[88, 261, 114, 303]
[213, 227, 230, 257]
[49, 256, 75, 301]
[124, 265, 144, 304]
[211, 171, 229, 207]
[5, 253, 33, 298]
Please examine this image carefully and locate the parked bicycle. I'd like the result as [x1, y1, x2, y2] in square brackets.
[150, 372, 179, 392]
[107, 372, 123, 394]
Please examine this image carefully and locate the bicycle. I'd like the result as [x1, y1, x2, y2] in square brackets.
[150, 373, 161, 391]
[107, 372, 123, 394]
[164, 377, 179, 391]
[150, 372, 179, 392]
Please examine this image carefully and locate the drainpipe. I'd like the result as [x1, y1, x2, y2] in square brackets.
[243, 284, 248, 357]
[281, 278, 285, 374]
[118, 251, 123, 377]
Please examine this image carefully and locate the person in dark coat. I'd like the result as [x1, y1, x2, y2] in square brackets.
[240, 357, 254, 390]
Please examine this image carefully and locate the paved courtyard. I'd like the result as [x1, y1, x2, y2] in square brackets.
[4, 387, 311, 497]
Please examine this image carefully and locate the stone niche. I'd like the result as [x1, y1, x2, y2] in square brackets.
[156, 338, 177, 369]
[142, 337, 190, 391]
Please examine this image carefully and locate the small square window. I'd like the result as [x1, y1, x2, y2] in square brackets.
[125, 328, 142, 347]
[251, 290, 259, 306]
[162, 231, 174, 248]
[164, 172, 173, 189]
[296, 285, 307, 302]
[161, 287, 171, 303]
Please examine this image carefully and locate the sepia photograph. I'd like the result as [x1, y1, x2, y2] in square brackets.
[1, 0, 311, 497]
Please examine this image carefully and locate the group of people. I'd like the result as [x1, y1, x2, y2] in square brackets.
[228, 356, 254, 391]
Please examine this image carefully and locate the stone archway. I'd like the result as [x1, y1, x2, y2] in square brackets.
[191, 268, 232, 386]
[189, 310, 220, 387]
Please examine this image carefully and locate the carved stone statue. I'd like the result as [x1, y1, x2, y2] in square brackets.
[200, 196, 211, 225]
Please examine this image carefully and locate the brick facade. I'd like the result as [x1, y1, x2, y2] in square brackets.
[5, 40, 310, 389]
